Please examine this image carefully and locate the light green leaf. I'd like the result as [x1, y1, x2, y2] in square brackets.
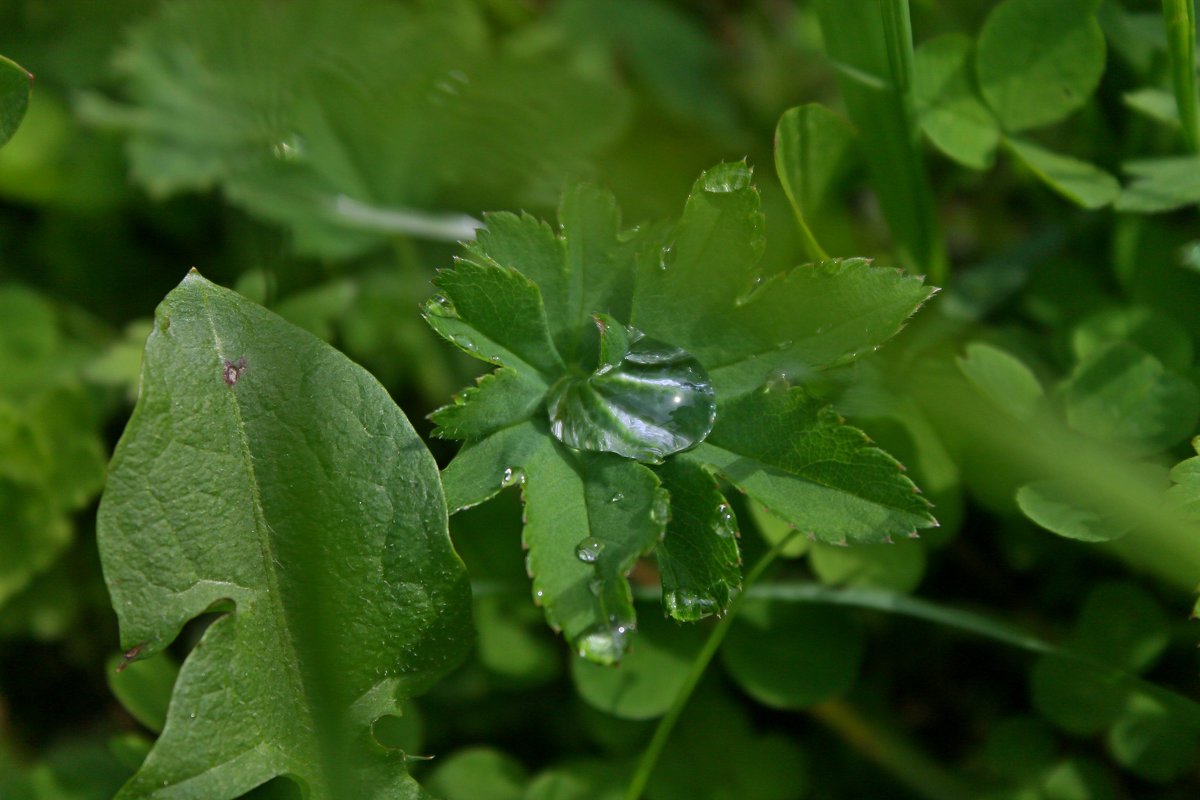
[976, 0, 1106, 132]
[440, 422, 545, 513]
[1017, 480, 1135, 543]
[0, 55, 32, 149]
[689, 387, 935, 544]
[1167, 438, 1200, 521]
[914, 34, 1000, 170]
[1123, 87, 1181, 129]
[957, 342, 1044, 420]
[570, 608, 705, 720]
[773, 104, 857, 258]
[748, 504, 808, 559]
[722, 600, 864, 709]
[107, 653, 180, 734]
[1108, 692, 1200, 783]
[654, 458, 742, 621]
[546, 314, 716, 463]
[1005, 137, 1119, 209]
[1059, 341, 1200, 455]
[520, 439, 666, 663]
[97, 272, 472, 799]
[1115, 155, 1200, 213]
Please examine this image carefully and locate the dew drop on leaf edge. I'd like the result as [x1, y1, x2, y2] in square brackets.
[575, 537, 605, 564]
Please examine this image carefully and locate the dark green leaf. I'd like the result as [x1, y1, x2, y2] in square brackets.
[425, 748, 527, 800]
[107, 653, 179, 734]
[976, 0, 1106, 132]
[429, 368, 546, 442]
[0, 55, 32, 149]
[1108, 693, 1200, 783]
[546, 315, 716, 463]
[653, 459, 742, 621]
[97, 272, 471, 798]
[723, 599, 864, 709]
[914, 35, 1000, 170]
[1072, 307, 1193, 372]
[690, 387, 935, 544]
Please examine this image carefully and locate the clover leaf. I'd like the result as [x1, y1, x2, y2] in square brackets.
[424, 163, 937, 663]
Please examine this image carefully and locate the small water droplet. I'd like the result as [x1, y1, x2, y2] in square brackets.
[665, 590, 719, 619]
[588, 578, 603, 596]
[765, 371, 790, 392]
[775, 339, 794, 350]
[659, 244, 675, 270]
[425, 294, 458, 318]
[702, 164, 752, 193]
[575, 537, 605, 563]
[609, 492, 624, 503]
[576, 618, 634, 664]
[501, 467, 524, 487]
[271, 133, 305, 161]
[715, 503, 737, 538]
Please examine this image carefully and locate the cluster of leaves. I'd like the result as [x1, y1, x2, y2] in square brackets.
[5, 1, 1200, 799]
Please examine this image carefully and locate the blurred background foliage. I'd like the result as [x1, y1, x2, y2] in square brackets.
[2, 0, 1200, 797]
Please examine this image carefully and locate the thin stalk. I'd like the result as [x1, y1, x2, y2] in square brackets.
[622, 532, 800, 800]
[810, 699, 977, 800]
[1162, 0, 1199, 151]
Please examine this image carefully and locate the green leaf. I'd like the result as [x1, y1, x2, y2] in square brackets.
[425, 748, 527, 800]
[1115, 155, 1200, 213]
[809, 539, 926, 593]
[0, 55, 32, 149]
[1107, 692, 1200, 783]
[773, 104, 857, 259]
[654, 459, 742, 620]
[913, 34, 1000, 170]
[1017, 480, 1135, 543]
[722, 599, 864, 709]
[546, 315, 717, 463]
[107, 653, 180, 734]
[689, 387, 935, 544]
[97, 272, 472, 799]
[1167, 438, 1200, 521]
[1072, 307, 1193, 372]
[957, 342, 1044, 421]
[570, 608, 705, 719]
[521, 439, 666, 663]
[976, 0, 1106, 132]
[429, 368, 546, 442]
[1004, 138, 1119, 209]
[1059, 341, 1200, 455]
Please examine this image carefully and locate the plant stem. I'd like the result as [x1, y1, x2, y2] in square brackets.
[622, 532, 799, 800]
[1162, 0, 1199, 151]
[809, 699, 977, 800]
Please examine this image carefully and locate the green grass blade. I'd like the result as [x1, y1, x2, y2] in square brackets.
[1162, 0, 1199, 151]
[814, 0, 948, 284]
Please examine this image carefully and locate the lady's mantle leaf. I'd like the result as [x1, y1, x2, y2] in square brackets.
[547, 315, 717, 463]
[98, 272, 471, 799]
[687, 386, 935, 543]
[0, 55, 32, 149]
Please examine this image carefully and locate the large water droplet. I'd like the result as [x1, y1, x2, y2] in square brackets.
[575, 537, 605, 563]
[576, 618, 634, 664]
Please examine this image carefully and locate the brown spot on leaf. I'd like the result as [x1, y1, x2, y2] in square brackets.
[116, 644, 144, 672]
[223, 357, 247, 386]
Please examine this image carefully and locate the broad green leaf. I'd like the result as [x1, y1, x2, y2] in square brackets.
[1017, 480, 1135, 543]
[1123, 87, 1181, 129]
[773, 104, 857, 258]
[0, 55, 32, 149]
[957, 342, 1044, 421]
[748, 504, 808, 559]
[809, 539, 925, 593]
[84, 0, 630, 256]
[525, 762, 626, 800]
[689, 387, 935, 544]
[1, 742, 132, 800]
[1032, 656, 1129, 736]
[1072, 307, 1193, 372]
[107, 653, 180, 734]
[569, 607, 705, 719]
[97, 272, 471, 799]
[913, 35, 1000, 170]
[546, 314, 716, 463]
[654, 458, 742, 620]
[425, 748, 527, 800]
[1059, 342, 1200, 455]
[976, 0, 1106, 132]
[1115, 155, 1200, 213]
[1005, 138, 1119, 209]
[722, 599, 864, 709]
[1167, 438, 1200, 520]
